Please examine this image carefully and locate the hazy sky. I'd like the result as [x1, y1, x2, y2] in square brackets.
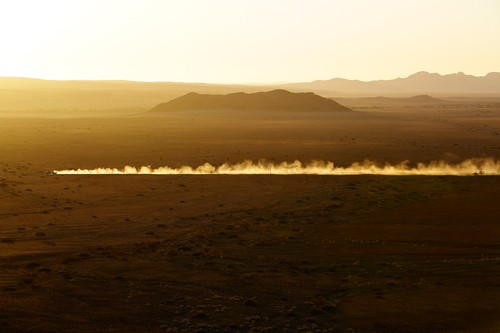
[1, 0, 499, 83]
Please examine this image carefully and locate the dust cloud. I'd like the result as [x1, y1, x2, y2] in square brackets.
[54, 158, 500, 176]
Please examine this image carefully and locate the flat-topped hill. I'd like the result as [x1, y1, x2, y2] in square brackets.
[363, 94, 446, 104]
[150, 89, 351, 112]
[407, 94, 444, 103]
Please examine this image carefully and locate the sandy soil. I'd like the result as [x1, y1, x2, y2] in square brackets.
[1, 104, 500, 332]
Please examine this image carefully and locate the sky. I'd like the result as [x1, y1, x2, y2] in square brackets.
[0, 0, 499, 83]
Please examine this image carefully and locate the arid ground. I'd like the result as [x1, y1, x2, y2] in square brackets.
[1, 101, 500, 332]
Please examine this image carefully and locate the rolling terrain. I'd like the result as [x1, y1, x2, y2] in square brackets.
[2, 72, 500, 113]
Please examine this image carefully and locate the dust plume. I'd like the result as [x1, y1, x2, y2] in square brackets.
[54, 158, 500, 176]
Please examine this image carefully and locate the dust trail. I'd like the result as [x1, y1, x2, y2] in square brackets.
[54, 158, 500, 176]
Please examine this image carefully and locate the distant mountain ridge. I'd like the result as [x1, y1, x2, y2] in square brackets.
[0, 71, 499, 111]
[151, 89, 351, 112]
[282, 72, 500, 97]
[0, 77, 266, 111]
[336, 94, 447, 104]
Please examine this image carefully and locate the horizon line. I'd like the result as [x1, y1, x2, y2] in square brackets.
[1, 71, 499, 86]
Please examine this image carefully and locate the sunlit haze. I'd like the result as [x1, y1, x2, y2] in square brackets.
[55, 158, 500, 176]
[1, 0, 499, 83]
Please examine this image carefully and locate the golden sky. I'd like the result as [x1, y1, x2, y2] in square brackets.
[1, 0, 499, 83]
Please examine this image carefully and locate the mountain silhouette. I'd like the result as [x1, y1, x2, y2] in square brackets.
[407, 94, 444, 103]
[282, 72, 500, 96]
[336, 94, 447, 105]
[151, 89, 351, 112]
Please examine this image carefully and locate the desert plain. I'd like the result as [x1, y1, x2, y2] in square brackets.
[1, 98, 500, 333]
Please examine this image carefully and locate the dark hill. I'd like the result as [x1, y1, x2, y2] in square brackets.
[150, 89, 351, 112]
[407, 94, 444, 103]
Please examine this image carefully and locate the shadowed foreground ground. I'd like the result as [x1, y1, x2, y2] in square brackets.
[1, 172, 500, 333]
